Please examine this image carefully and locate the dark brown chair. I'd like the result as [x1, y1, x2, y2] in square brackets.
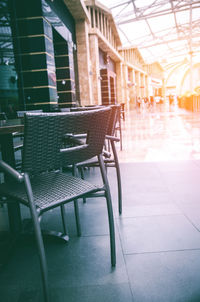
[70, 105, 122, 214]
[16, 109, 43, 117]
[0, 108, 116, 302]
[14, 110, 44, 168]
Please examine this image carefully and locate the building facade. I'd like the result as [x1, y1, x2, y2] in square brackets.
[0, 0, 164, 116]
[0, 0, 82, 115]
[77, 0, 122, 106]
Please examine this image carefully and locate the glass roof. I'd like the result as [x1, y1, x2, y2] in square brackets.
[97, 0, 200, 68]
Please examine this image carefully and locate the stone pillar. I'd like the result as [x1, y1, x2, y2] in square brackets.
[123, 64, 128, 106]
[11, 0, 58, 111]
[100, 69, 109, 105]
[145, 75, 149, 98]
[135, 71, 140, 98]
[140, 73, 145, 97]
[129, 69, 135, 108]
[89, 34, 101, 105]
[54, 31, 76, 107]
[132, 70, 137, 106]
[116, 62, 123, 103]
[162, 78, 166, 100]
[76, 20, 92, 106]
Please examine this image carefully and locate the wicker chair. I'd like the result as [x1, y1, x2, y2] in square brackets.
[70, 105, 122, 214]
[14, 110, 43, 168]
[16, 109, 43, 117]
[0, 108, 116, 302]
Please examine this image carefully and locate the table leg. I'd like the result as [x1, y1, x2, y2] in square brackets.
[0, 133, 22, 233]
[1, 133, 16, 166]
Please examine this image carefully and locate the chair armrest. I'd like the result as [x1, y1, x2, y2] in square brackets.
[60, 144, 89, 154]
[65, 133, 87, 139]
[103, 150, 111, 158]
[64, 134, 86, 146]
[0, 160, 24, 183]
[106, 135, 120, 142]
[72, 134, 87, 139]
[64, 135, 85, 146]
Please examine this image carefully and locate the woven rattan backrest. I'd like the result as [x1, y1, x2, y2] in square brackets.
[22, 113, 64, 175]
[17, 109, 43, 118]
[106, 105, 120, 136]
[22, 108, 111, 175]
[70, 106, 102, 112]
[70, 105, 119, 137]
[62, 107, 111, 165]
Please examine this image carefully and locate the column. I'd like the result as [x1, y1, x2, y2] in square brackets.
[135, 71, 140, 98]
[116, 62, 123, 103]
[145, 75, 148, 98]
[100, 68, 109, 105]
[129, 69, 135, 109]
[76, 20, 92, 106]
[123, 64, 128, 107]
[54, 30, 76, 107]
[140, 73, 145, 97]
[11, 0, 58, 111]
[89, 34, 101, 105]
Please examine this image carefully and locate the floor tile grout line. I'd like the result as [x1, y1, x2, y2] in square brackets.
[115, 212, 192, 221]
[115, 215, 136, 302]
[174, 203, 200, 233]
[124, 247, 200, 256]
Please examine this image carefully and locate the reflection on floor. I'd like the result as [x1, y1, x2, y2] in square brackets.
[1, 104, 200, 301]
[119, 103, 200, 162]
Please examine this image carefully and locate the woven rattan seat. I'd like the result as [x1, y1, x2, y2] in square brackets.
[0, 172, 98, 211]
[0, 108, 116, 302]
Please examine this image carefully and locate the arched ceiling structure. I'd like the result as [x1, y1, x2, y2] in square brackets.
[97, 0, 200, 95]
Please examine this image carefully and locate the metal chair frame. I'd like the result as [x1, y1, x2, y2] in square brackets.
[0, 109, 116, 302]
[70, 105, 122, 214]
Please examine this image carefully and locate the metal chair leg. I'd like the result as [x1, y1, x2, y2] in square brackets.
[74, 199, 81, 236]
[72, 165, 81, 236]
[111, 140, 122, 214]
[80, 167, 87, 204]
[24, 173, 50, 302]
[119, 117, 123, 151]
[98, 154, 116, 267]
[60, 204, 68, 236]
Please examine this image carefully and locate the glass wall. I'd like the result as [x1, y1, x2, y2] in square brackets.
[0, 0, 78, 117]
[0, 0, 18, 118]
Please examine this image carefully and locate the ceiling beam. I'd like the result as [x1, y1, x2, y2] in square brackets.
[137, 33, 200, 49]
[116, 2, 200, 25]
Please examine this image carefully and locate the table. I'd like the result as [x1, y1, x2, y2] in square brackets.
[0, 119, 24, 233]
[0, 119, 24, 266]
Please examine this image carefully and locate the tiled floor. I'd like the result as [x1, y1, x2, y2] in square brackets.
[1, 103, 200, 301]
[118, 102, 200, 162]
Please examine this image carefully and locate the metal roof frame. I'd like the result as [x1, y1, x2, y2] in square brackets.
[97, 0, 200, 66]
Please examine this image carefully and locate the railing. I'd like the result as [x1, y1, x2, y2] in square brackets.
[86, 6, 118, 51]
